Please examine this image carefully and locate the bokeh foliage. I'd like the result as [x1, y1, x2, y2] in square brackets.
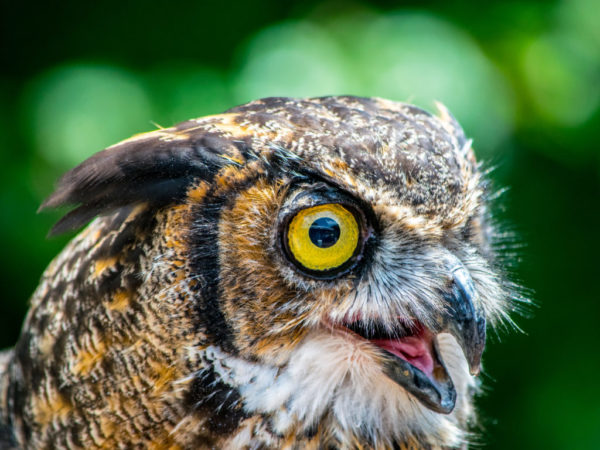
[1, 0, 599, 448]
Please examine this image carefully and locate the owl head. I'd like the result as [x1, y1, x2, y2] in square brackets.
[31, 96, 519, 448]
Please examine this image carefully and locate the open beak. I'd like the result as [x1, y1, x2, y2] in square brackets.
[340, 261, 486, 414]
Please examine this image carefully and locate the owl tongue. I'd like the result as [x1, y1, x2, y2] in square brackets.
[339, 317, 436, 377]
[370, 332, 434, 377]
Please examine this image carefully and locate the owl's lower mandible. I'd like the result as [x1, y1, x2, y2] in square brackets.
[0, 96, 522, 449]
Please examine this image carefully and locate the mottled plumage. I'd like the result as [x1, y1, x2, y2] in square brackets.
[0, 96, 519, 449]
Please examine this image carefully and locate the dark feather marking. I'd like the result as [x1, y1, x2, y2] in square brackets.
[40, 136, 232, 235]
[186, 366, 247, 436]
[6, 377, 27, 448]
[189, 161, 277, 354]
[189, 191, 236, 354]
[0, 422, 17, 449]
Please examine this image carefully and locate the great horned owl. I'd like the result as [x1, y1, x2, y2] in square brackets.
[0, 96, 517, 449]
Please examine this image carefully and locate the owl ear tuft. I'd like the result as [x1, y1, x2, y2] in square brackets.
[40, 130, 231, 236]
[433, 102, 469, 149]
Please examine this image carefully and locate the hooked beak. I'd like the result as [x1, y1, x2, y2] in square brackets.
[383, 261, 486, 413]
[443, 264, 486, 376]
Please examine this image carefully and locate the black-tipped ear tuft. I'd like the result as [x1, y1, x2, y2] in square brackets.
[40, 128, 234, 236]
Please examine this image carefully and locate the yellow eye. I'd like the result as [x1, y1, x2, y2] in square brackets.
[287, 204, 359, 272]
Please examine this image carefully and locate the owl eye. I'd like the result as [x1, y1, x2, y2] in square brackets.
[285, 203, 360, 275]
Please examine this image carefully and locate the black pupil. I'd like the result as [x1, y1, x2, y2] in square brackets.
[309, 217, 340, 248]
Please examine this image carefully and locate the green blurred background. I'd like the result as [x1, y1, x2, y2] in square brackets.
[1, 0, 599, 448]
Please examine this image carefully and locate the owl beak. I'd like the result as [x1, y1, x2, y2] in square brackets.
[379, 261, 486, 414]
[441, 264, 486, 377]
[337, 260, 486, 414]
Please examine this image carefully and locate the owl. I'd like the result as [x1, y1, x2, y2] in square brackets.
[0, 96, 518, 449]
